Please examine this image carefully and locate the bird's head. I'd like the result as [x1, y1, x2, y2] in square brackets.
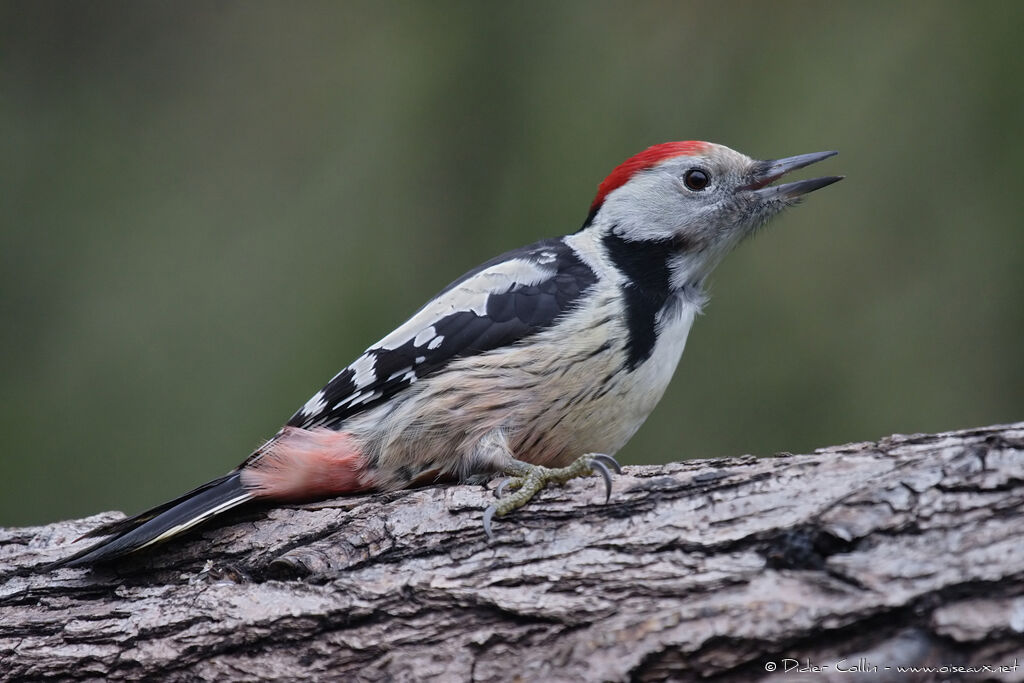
[586, 141, 842, 287]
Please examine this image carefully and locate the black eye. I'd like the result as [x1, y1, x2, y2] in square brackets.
[683, 168, 710, 191]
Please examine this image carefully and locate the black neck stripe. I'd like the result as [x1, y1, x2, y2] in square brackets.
[601, 230, 676, 370]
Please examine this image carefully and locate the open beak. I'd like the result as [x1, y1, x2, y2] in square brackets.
[741, 150, 843, 198]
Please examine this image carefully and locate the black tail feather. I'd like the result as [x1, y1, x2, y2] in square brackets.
[75, 473, 247, 541]
[49, 472, 253, 569]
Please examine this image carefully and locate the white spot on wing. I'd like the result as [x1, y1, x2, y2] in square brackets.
[413, 326, 436, 347]
[374, 257, 552, 351]
[319, 248, 565, 408]
[537, 250, 556, 264]
[353, 389, 382, 406]
[335, 391, 364, 410]
[350, 353, 376, 389]
[300, 390, 327, 417]
[386, 367, 413, 382]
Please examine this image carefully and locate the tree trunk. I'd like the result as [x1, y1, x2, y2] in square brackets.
[2, 422, 1023, 682]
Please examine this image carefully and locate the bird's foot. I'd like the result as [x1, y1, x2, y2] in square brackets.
[482, 453, 621, 540]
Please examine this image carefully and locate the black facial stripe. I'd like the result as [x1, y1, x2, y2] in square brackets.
[601, 230, 676, 370]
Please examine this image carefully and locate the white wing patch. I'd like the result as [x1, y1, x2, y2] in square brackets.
[329, 258, 553, 397]
[374, 258, 552, 352]
[286, 237, 599, 430]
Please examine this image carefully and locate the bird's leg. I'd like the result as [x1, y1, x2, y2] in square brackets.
[481, 452, 622, 541]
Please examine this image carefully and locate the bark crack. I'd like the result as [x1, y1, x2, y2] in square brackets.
[3, 422, 1023, 681]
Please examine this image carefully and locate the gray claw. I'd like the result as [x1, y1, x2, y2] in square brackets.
[591, 453, 623, 474]
[495, 478, 511, 499]
[590, 459, 613, 503]
[482, 505, 497, 541]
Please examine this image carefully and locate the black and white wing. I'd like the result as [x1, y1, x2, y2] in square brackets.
[287, 237, 598, 429]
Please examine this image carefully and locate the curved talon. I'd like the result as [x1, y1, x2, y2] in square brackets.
[482, 505, 497, 541]
[590, 459, 613, 503]
[590, 453, 622, 474]
[483, 453, 622, 538]
[494, 478, 512, 499]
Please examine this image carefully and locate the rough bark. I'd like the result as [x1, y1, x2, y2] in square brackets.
[2, 422, 1023, 682]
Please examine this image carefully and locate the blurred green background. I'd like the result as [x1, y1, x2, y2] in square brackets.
[2, 2, 1022, 526]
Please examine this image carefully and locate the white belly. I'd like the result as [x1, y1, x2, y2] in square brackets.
[542, 293, 697, 459]
[350, 285, 699, 482]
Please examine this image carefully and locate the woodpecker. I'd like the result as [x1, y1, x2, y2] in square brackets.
[53, 141, 841, 568]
